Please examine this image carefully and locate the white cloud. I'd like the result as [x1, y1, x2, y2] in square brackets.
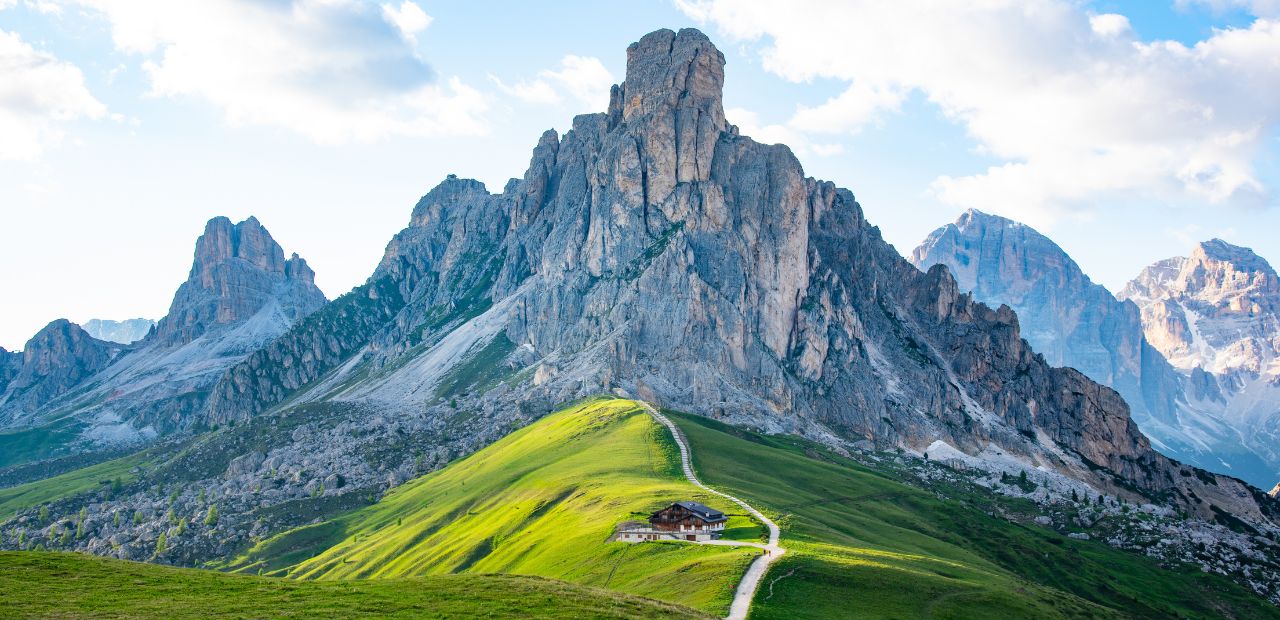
[72, 0, 486, 143]
[726, 107, 843, 157]
[0, 29, 106, 160]
[381, 1, 431, 44]
[494, 55, 615, 111]
[678, 1, 1280, 226]
[1089, 13, 1131, 37]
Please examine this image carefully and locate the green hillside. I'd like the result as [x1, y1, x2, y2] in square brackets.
[253, 397, 1275, 619]
[230, 398, 757, 616]
[0, 451, 149, 521]
[13, 397, 1271, 618]
[0, 551, 709, 619]
[669, 411, 1278, 620]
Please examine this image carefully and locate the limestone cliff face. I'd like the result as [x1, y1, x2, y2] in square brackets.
[0, 347, 18, 396]
[1121, 240, 1280, 487]
[911, 212, 1276, 487]
[0, 320, 122, 424]
[1120, 240, 1280, 379]
[151, 216, 325, 348]
[207, 28, 1273, 523]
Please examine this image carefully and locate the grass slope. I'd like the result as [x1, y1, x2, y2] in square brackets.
[670, 411, 1278, 620]
[0, 551, 709, 619]
[231, 398, 757, 616]
[0, 418, 83, 470]
[0, 452, 148, 521]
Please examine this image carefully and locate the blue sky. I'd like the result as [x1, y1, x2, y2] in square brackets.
[1, 0, 1278, 350]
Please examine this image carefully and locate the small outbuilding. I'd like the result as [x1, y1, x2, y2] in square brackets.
[616, 501, 728, 542]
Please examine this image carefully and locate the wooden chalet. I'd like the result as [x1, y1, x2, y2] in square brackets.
[616, 501, 728, 542]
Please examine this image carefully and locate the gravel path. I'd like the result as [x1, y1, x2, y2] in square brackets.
[641, 403, 785, 620]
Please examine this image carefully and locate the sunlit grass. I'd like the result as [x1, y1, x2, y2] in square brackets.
[0, 551, 711, 618]
[232, 398, 755, 616]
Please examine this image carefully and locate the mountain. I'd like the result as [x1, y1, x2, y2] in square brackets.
[0, 216, 325, 459]
[1119, 240, 1280, 486]
[204, 28, 1269, 523]
[80, 319, 155, 345]
[3, 27, 1279, 613]
[911, 211, 1275, 486]
[0, 320, 123, 425]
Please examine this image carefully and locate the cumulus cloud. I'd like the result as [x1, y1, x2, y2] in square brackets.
[72, 0, 486, 143]
[382, 1, 431, 44]
[493, 55, 615, 112]
[0, 29, 106, 160]
[677, 0, 1280, 225]
[726, 107, 843, 157]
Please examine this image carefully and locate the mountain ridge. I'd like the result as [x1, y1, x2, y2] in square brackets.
[911, 209, 1276, 487]
[1, 30, 1276, 608]
[80, 319, 155, 345]
[202, 28, 1272, 522]
[0, 216, 326, 458]
[1119, 238, 1280, 487]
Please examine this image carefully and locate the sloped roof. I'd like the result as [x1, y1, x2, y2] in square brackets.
[673, 501, 727, 522]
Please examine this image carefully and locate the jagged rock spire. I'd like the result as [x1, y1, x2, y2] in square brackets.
[151, 216, 326, 347]
[610, 28, 726, 130]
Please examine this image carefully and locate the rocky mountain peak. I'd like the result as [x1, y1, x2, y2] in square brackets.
[0, 319, 120, 423]
[912, 213, 1280, 487]
[408, 175, 492, 228]
[190, 216, 286, 286]
[284, 253, 316, 286]
[1119, 240, 1279, 377]
[1119, 241, 1279, 485]
[207, 27, 1274, 527]
[612, 28, 726, 130]
[912, 208, 1073, 299]
[1195, 238, 1276, 273]
[1180, 239, 1279, 307]
[150, 216, 326, 347]
[1123, 240, 1278, 306]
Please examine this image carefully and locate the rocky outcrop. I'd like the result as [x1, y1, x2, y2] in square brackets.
[0, 320, 122, 424]
[206, 28, 1274, 524]
[151, 216, 324, 348]
[1120, 240, 1280, 489]
[80, 319, 155, 345]
[1120, 239, 1280, 378]
[0, 347, 20, 397]
[0, 217, 326, 454]
[911, 211, 1275, 487]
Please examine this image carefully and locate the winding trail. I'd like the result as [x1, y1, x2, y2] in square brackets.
[640, 403, 784, 620]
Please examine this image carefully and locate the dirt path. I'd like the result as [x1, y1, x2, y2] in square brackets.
[641, 403, 785, 620]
